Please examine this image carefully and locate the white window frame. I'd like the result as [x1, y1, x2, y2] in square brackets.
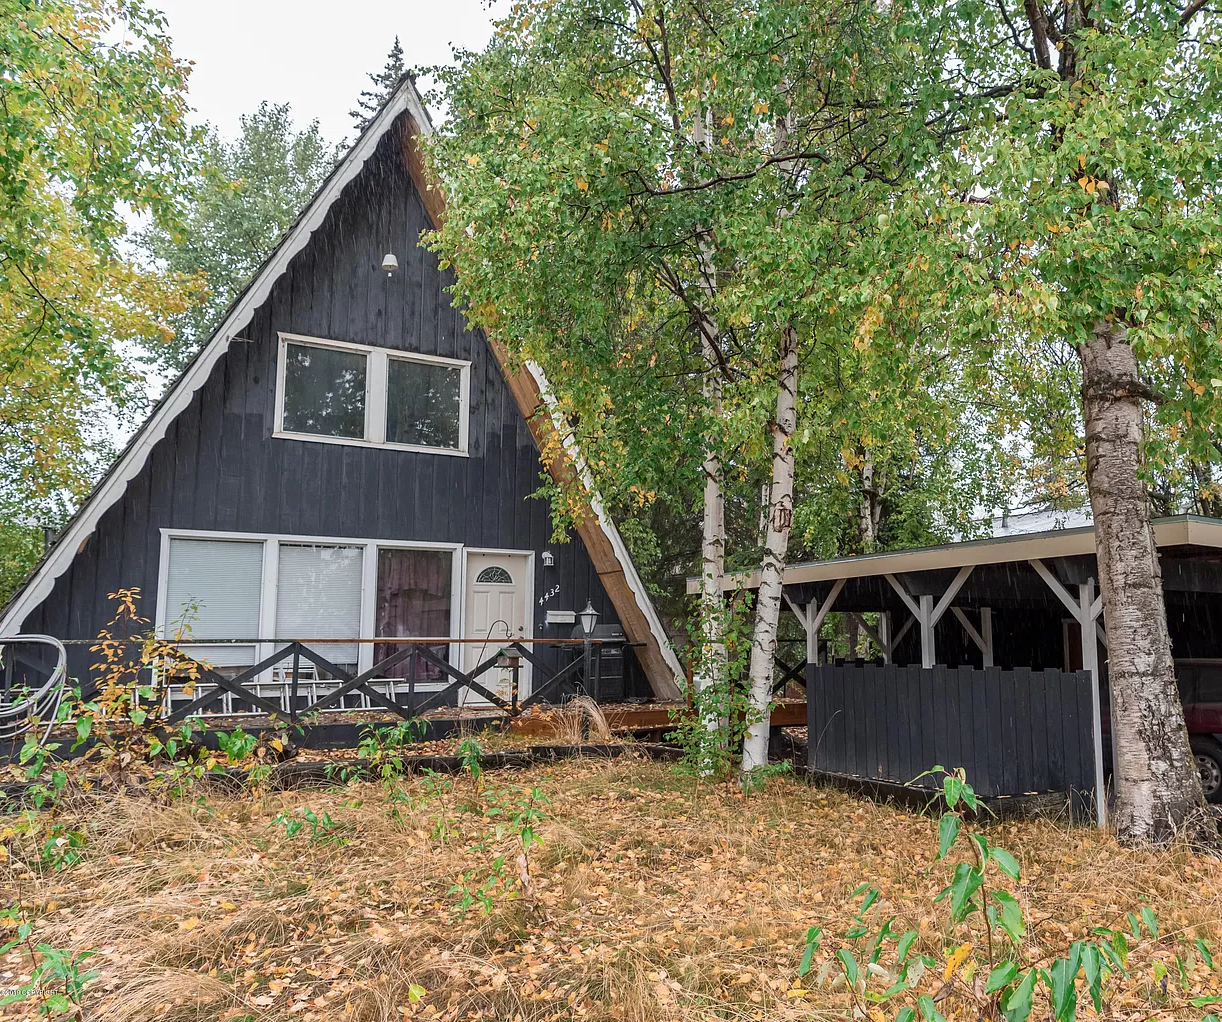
[273, 332, 471, 456]
[155, 533, 268, 669]
[157, 529, 466, 681]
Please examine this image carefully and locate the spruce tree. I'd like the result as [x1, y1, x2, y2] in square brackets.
[351, 37, 406, 131]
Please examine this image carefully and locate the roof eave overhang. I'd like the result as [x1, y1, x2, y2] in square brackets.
[686, 515, 1222, 595]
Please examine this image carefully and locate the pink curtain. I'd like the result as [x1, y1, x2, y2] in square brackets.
[374, 549, 452, 680]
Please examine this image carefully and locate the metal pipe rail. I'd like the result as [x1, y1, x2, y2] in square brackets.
[0, 634, 67, 747]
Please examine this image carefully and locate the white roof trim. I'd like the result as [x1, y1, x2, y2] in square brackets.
[0, 78, 433, 634]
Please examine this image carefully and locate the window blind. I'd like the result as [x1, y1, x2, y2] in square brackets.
[164, 538, 263, 667]
[276, 544, 363, 668]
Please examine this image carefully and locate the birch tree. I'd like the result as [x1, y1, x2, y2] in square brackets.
[913, 0, 1222, 844]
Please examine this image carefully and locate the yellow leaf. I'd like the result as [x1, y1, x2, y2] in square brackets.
[944, 942, 973, 980]
[1078, 153, 1087, 168]
[465, 154, 481, 166]
[576, 177, 589, 191]
[270, 738, 284, 753]
[408, 984, 427, 1002]
[178, 916, 201, 931]
[786, 988, 809, 998]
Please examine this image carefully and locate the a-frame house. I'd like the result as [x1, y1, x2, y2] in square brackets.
[0, 78, 682, 706]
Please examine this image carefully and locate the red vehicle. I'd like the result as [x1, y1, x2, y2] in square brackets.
[1176, 660, 1222, 803]
[1102, 659, 1222, 803]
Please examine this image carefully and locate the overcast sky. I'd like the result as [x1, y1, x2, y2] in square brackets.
[151, 0, 502, 143]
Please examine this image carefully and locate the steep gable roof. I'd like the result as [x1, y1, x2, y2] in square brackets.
[1, 77, 682, 698]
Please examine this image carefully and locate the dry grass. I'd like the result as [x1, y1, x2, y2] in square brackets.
[4, 758, 1222, 1021]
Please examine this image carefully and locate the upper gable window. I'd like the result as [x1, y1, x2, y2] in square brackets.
[275, 333, 470, 455]
[283, 343, 367, 440]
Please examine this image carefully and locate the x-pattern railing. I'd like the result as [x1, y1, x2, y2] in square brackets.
[162, 639, 607, 724]
[772, 656, 808, 695]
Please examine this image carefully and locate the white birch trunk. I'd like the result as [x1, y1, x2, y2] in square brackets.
[741, 324, 800, 771]
[1080, 323, 1212, 845]
[859, 458, 877, 553]
[851, 458, 877, 658]
[692, 104, 727, 704]
[697, 329, 726, 696]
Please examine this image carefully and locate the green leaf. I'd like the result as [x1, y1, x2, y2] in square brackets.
[1126, 913, 1141, 940]
[1001, 969, 1037, 1022]
[1177, 953, 1191, 992]
[992, 890, 1025, 943]
[990, 847, 1021, 882]
[1047, 943, 1082, 1022]
[895, 1009, 916, 1022]
[858, 886, 881, 916]
[1140, 906, 1159, 939]
[799, 926, 822, 977]
[897, 929, 919, 962]
[943, 775, 962, 809]
[1081, 942, 1103, 1012]
[1196, 938, 1214, 970]
[1191, 996, 1222, 1008]
[947, 862, 984, 922]
[986, 961, 1018, 994]
[837, 949, 859, 988]
[917, 993, 947, 1022]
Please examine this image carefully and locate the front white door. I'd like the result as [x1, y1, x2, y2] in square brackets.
[462, 552, 531, 704]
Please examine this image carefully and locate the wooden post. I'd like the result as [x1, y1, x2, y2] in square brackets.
[1079, 580, 1107, 828]
[981, 608, 994, 668]
[1029, 559, 1109, 828]
[919, 595, 935, 669]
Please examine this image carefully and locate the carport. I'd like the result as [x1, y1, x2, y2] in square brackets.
[695, 514, 1222, 825]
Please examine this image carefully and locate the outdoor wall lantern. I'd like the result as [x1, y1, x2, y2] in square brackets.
[540, 550, 555, 568]
[381, 252, 399, 276]
[579, 600, 600, 637]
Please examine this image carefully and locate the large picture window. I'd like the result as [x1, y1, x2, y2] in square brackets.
[275, 334, 469, 454]
[276, 544, 363, 671]
[159, 531, 460, 682]
[163, 538, 263, 667]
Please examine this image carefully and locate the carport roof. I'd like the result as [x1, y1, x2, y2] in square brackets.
[686, 514, 1222, 594]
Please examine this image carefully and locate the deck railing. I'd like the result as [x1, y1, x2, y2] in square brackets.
[1, 636, 627, 723]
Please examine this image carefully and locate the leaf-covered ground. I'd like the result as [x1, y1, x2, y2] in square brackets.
[4, 755, 1221, 1021]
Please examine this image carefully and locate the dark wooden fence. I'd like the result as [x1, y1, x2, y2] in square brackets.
[806, 663, 1096, 800]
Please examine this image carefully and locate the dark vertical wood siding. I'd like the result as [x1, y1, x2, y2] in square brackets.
[807, 663, 1097, 805]
[21, 119, 628, 686]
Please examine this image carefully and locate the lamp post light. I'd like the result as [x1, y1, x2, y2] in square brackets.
[578, 600, 600, 700]
[496, 647, 523, 712]
[579, 600, 599, 636]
